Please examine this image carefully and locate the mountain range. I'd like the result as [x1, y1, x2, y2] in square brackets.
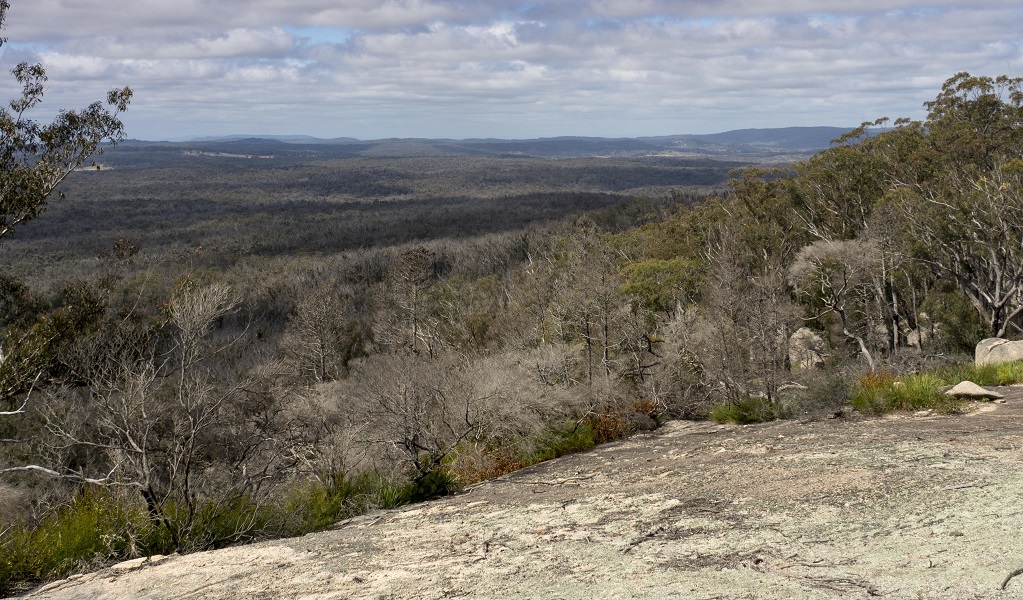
[134, 126, 862, 161]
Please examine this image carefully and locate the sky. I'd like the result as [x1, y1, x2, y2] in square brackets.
[0, 1, 1020, 141]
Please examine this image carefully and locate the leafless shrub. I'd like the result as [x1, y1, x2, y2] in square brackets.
[693, 226, 800, 404]
[281, 285, 369, 383]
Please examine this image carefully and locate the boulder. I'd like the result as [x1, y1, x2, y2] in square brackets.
[976, 338, 1023, 366]
[789, 327, 826, 370]
[906, 313, 940, 348]
[945, 380, 1005, 400]
[906, 326, 941, 348]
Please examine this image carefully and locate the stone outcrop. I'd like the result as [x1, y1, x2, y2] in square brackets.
[945, 380, 1005, 400]
[976, 337, 1023, 366]
[788, 327, 826, 369]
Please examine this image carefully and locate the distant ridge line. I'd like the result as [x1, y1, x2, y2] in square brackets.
[174, 126, 857, 147]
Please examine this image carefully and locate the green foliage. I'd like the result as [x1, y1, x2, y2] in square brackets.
[606, 196, 722, 262]
[850, 371, 955, 415]
[532, 422, 598, 461]
[709, 397, 791, 424]
[405, 468, 460, 503]
[924, 72, 1023, 169]
[620, 258, 703, 313]
[444, 419, 608, 484]
[0, 280, 106, 404]
[449, 418, 618, 485]
[936, 361, 1023, 388]
[0, 471, 455, 594]
[280, 472, 415, 534]
[0, 273, 45, 331]
[0, 488, 152, 596]
[921, 286, 988, 353]
[846, 360, 1023, 417]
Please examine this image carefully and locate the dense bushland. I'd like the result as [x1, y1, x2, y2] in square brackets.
[3, 72, 1023, 594]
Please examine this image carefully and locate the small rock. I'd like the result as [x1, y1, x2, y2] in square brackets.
[914, 410, 932, 417]
[945, 381, 1005, 400]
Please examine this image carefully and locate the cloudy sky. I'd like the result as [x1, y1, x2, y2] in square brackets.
[1, 1, 1020, 140]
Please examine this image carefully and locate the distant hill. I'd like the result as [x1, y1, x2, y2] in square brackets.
[113, 126, 860, 167]
[185, 134, 361, 143]
[676, 126, 861, 151]
[181, 127, 854, 150]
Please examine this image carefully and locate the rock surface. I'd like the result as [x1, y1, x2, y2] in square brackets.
[946, 380, 1005, 400]
[788, 327, 827, 369]
[21, 391, 1023, 600]
[976, 337, 1023, 365]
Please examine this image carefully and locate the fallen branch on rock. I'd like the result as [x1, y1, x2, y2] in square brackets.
[1001, 566, 1023, 590]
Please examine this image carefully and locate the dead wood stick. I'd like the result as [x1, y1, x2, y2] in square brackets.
[1001, 566, 1023, 590]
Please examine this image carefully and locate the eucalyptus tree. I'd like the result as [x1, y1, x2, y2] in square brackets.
[0, 0, 132, 240]
[893, 74, 1023, 338]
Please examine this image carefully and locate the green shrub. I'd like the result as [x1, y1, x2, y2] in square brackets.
[851, 370, 961, 415]
[371, 481, 412, 510]
[528, 422, 597, 464]
[850, 360, 1023, 416]
[937, 361, 1023, 387]
[0, 412, 639, 594]
[404, 469, 460, 504]
[278, 472, 417, 535]
[0, 488, 152, 596]
[284, 474, 374, 534]
[183, 496, 272, 551]
[709, 396, 790, 424]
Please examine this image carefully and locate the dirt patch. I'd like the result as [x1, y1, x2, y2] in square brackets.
[22, 390, 1023, 599]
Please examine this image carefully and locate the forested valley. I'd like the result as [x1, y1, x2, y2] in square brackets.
[2, 72, 1023, 594]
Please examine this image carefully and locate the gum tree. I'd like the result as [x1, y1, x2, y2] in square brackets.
[895, 73, 1023, 338]
[0, 0, 132, 240]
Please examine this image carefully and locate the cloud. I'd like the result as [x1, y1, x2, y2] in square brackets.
[71, 28, 299, 61]
[1, 0, 1020, 139]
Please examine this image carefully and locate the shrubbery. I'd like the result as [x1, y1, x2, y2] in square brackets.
[709, 397, 792, 424]
[850, 371, 956, 415]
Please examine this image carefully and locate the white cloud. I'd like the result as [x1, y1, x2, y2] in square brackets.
[0, 0, 1020, 139]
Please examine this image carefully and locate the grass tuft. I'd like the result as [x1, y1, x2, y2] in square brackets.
[849, 361, 1023, 415]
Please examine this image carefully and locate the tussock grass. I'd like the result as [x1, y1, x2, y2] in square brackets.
[850, 371, 956, 415]
[937, 361, 1023, 387]
[850, 360, 1023, 416]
